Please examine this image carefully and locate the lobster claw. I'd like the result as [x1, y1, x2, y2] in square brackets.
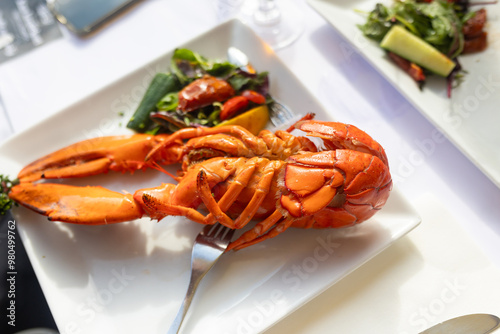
[9, 183, 144, 224]
[17, 134, 182, 183]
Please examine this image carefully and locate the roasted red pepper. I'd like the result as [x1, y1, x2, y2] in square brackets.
[463, 32, 488, 54]
[463, 8, 487, 38]
[241, 90, 266, 104]
[463, 8, 488, 54]
[178, 75, 235, 112]
[387, 52, 426, 83]
[220, 96, 249, 121]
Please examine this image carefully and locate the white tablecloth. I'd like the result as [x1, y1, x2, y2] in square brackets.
[1, 0, 500, 333]
[266, 193, 500, 333]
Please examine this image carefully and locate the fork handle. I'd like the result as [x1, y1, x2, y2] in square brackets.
[167, 269, 204, 334]
[167, 256, 220, 334]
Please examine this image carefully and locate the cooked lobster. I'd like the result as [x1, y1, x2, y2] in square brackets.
[9, 117, 392, 251]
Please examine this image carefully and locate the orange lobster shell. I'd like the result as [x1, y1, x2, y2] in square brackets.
[9, 117, 392, 250]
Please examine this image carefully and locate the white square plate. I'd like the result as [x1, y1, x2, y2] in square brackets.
[0, 19, 420, 334]
[308, 0, 500, 188]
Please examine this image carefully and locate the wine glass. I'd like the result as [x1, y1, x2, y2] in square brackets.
[239, 0, 304, 50]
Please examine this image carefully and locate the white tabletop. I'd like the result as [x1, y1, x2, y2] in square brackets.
[1, 0, 500, 333]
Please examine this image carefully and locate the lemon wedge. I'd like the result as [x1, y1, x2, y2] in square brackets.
[216, 105, 270, 135]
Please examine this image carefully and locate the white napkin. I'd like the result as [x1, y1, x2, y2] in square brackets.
[265, 193, 500, 333]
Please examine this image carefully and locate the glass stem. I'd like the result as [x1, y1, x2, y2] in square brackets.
[254, 0, 280, 25]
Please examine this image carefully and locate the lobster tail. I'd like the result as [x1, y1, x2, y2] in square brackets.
[294, 120, 389, 166]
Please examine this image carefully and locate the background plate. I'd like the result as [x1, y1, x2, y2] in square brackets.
[0, 19, 420, 334]
[308, 0, 500, 188]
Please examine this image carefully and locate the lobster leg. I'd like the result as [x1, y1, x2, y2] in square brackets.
[133, 157, 254, 225]
[146, 126, 260, 161]
[9, 183, 144, 224]
[196, 159, 295, 251]
[226, 211, 293, 251]
[134, 183, 207, 224]
[203, 160, 258, 225]
[146, 124, 312, 162]
[196, 158, 278, 229]
[232, 163, 276, 229]
[196, 170, 234, 227]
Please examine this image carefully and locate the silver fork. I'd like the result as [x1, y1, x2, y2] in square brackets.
[167, 223, 235, 334]
[268, 100, 296, 128]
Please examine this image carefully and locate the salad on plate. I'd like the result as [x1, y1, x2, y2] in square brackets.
[357, 0, 494, 96]
[126, 48, 273, 135]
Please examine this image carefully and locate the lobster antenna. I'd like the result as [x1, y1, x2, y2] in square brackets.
[149, 161, 179, 181]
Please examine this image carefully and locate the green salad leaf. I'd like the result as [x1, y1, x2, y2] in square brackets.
[357, 3, 393, 42]
[0, 175, 18, 216]
[171, 48, 238, 84]
[358, 0, 468, 58]
[156, 92, 179, 111]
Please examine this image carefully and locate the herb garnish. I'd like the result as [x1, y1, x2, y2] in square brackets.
[0, 175, 18, 216]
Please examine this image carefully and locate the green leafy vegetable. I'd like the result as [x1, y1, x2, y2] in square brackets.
[0, 175, 18, 216]
[156, 92, 179, 111]
[228, 71, 269, 92]
[170, 48, 238, 85]
[357, 4, 393, 42]
[126, 73, 181, 132]
[358, 0, 467, 58]
[127, 48, 271, 134]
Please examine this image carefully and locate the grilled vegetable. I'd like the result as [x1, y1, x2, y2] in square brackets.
[126, 49, 271, 134]
[381, 25, 456, 77]
[127, 73, 181, 132]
